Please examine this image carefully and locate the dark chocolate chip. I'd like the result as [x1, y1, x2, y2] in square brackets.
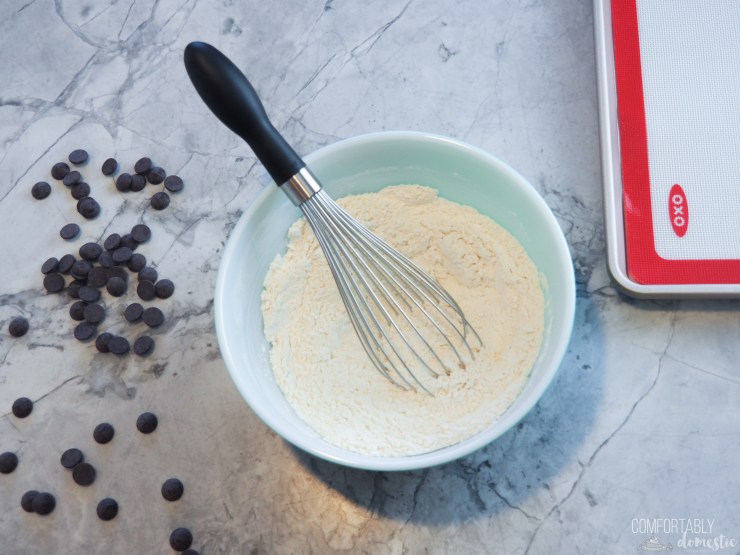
[60, 448, 84, 469]
[124, 303, 143, 323]
[69, 300, 87, 321]
[83, 303, 105, 324]
[133, 335, 154, 356]
[67, 279, 86, 299]
[108, 336, 130, 355]
[32, 181, 51, 200]
[70, 182, 91, 200]
[134, 157, 153, 175]
[142, 307, 164, 328]
[31, 492, 56, 515]
[115, 173, 132, 192]
[161, 478, 184, 501]
[21, 490, 38, 513]
[95, 332, 113, 353]
[43, 273, 66, 293]
[93, 422, 115, 444]
[74, 321, 97, 341]
[0, 451, 18, 474]
[41, 257, 59, 274]
[104, 233, 121, 251]
[60, 223, 81, 240]
[106, 276, 127, 297]
[98, 251, 114, 268]
[155, 279, 175, 299]
[87, 266, 108, 287]
[138, 267, 158, 283]
[137, 280, 155, 301]
[163, 174, 184, 193]
[77, 196, 101, 219]
[68, 149, 89, 165]
[12, 397, 33, 418]
[130, 173, 146, 192]
[169, 527, 193, 551]
[107, 266, 128, 281]
[127, 253, 146, 272]
[131, 224, 151, 243]
[72, 462, 96, 486]
[78, 286, 100, 303]
[96, 497, 118, 521]
[112, 246, 133, 264]
[70, 260, 92, 280]
[79, 242, 102, 261]
[120, 233, 138, 251]
[136, 412, 158, 434]
[63, 170, 82, 187]
[147, 166, 166, 184]
[101, 158, 118, 176]
[9, 316, 29, 337]
[51, 162, 70, 180]
[150, 191, 170, 210]
[58, 254, 76, 274]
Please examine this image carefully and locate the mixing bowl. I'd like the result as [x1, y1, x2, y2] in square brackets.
[214, 131, 575, 471]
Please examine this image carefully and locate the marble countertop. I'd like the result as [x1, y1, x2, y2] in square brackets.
[2, 1, 739, 553]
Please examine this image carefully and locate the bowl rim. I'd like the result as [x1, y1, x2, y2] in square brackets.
[214, 130, 576, 471]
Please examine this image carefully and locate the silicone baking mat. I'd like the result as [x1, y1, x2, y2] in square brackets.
[611, 0, 740, 285]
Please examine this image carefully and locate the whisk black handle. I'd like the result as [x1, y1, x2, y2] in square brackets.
[183, 41, 305, 186]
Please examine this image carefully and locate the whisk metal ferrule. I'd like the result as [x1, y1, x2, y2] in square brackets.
[279, 167, 322, 206]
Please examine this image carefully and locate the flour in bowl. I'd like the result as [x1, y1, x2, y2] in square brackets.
[261, 185, 544, 456]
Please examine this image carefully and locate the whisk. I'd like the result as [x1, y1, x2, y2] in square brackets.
[184, 42, 481, 393]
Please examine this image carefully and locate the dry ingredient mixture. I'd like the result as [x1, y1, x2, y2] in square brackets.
[261, 185, 544, 456]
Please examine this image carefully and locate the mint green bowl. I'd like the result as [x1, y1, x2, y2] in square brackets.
[215, 131, 576, 471]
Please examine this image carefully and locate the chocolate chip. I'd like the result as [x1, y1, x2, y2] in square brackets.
[147, 166, 166, 184]
[32, 181, 51, 200]
[21, 490, 38, 513]
[104, 233, 121, 251]
[70, 260, 92, 280]
[43, 273, 66, 293]
[127, 253, 146, 272]
[9, 316, 29, 337]
[69, 149, 89, 165]
[101, 158, 118, 176]
[155, 279, 175, 299]
[107, 266, 128, 281]
[169, 527, 193, 551]
[12, 397, 33, 418]
[150, 191, 170, 210]
[41, 257, 59, 274]
[95, 332, 113, 353]
[63, 170, 82, 187]
[78, 286, 100, 303]
[74, 321, 97, 341]
[70, 182, 91, 200]
[161, 478, 184, 501]
[120, 233, 138, 251]
[79, 242, 102, 261]
[108, 336, 130, 355]
[112, 246, 133, 264]
[67, 279, 86, 299]
[69, 300, 87, 321]
[163, 175, 184, 193]
[87, 266, 108, 287]
[72, 462, 96, 486]
[115, 173, 132, 192]
[98, 251, 114, 268]
[138, 267, 158, 283]
[60, 448, 84, 469]
[130, 173, 146, 192]
[134, 157, 153, 175]
[77, 196, 101, 219]
[83, 303, 105, 324]
[131, 224, 151, 243]
[142, 307, 164, 328]
[0, 451, 18, 474]
[137, 280, 156, 301]
[60, 223, 81, 240]
[58, 254, 76, 274]
[96, 497, 119, 521]
[124, 303, 143, 323]
[106, 276, 127, 297]
[31, 492, 56, 515]
[133, 335, 154, 356]
[51, 162, 70, 180]
[93, 422, 115, 444]
[136, 411, 158, 433]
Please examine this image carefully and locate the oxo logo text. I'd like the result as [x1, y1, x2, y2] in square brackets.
[669, 184, 688, 237]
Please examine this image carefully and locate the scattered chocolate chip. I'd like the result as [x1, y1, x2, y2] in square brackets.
[93, 423, 115, 444]
[137, 280, 156, 301]
[67, 279, 86, 299]
[21, 490, 38, 513]
[83, 303, 105, 324]
[124, 303, 144, 323]
[74, 321, 97, 341]
[70, 182, 91, 200]
[72, 462, 96, 486]
[12, 397, 33, 418]
[104, 233, 121, 251]
[115, 173, 132, 192]
[51, 162, 70, 180]
[138, 267, 158, 283]
[130, 173, 147, 192]
[60, 448, 84, 469]
[9, 316, 29, 337]
[120, 234, 138, 251]
[63, 170, 82, 187]
[136, 412, 158, 434]
[150, 191, 170, 210]
[133, 335, 154, 356]
[32, 181, 51, 200]
[101, 158, 118, 176]
[60, 223, 81, 240]
[155, 279, 175, 299]
[69, 300, 87, 321]
[106, 276, 127, 297]
[58, 254, 76, 274]
[70, 260, 93, 280]
[107, 266, 128, 281]
[112, 246, 133, 264]
[41, 257, 59, 274]
[87, 266, 108, 287]
[68, 149, 89, 165]
[78, 286, 100, 303]
[98, 251, 114, 268]
[95, 332, 113, 353]
[131, 224, 151, 243]
[142, 307, 164, 328]
[31, 492, 56, 515]
[79, 242, 102, 261]
[134, 157, 153, 175]
[77, 196, 101, 219]
[163, 175, 184, 193]
[169, 527, 193, 552]
[0, 451, 18, 474]
[127, 253, 146, 272]
[161, 478, 184, 501]
[96, 497, 119, 521]
[147, 166, 166, 184]
[108, 336, 130, 355]
[43, 273, 66, 293]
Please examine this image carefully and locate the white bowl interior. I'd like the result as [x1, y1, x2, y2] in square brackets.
[215, 131, 575, 471]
